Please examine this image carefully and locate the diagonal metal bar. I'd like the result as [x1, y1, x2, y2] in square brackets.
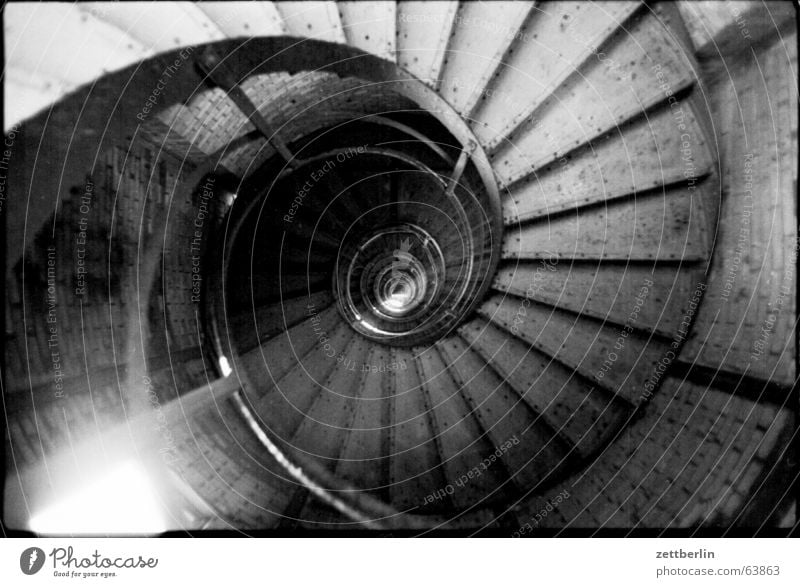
[197, 48, 297, 166]
[444, 141, 474, 199]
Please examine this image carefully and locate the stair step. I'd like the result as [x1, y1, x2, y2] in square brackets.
[4, 3, 153, 115]
[249, 272, 329, 303]
[459, 317, 629, 456]
[261, 209, 342, 251]
[415, 346, 509, 510]
[338, 1, 396, 61]
[395, 1, 459, 85]
[501, 184, 711, 262]
[478, 293, 671, 405]
[276, 1, 347, 43]
[81, 2, 224, 52]
[335, 344, 393, 499]
[437, 1, 535, 114]
[252, 318, 353, 438]
[436, 335, 571, 489]
[228, 290, 334, 353]
[388, 347, 450, 512]
[492, 262, 706, 338]
[258, 244, 335, 273]
[490, 7, 695, 185]
[290, 335, 371, 462]
[502, 101, 714, 222]
[196, 2, 287, 37]
[472, 0, 642, 150]
[236, 303, 340, 390]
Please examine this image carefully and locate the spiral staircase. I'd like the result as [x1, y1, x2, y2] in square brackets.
[3, 2, 797, 533]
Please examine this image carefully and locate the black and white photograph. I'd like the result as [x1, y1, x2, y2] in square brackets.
[1, 0, 798, 582]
